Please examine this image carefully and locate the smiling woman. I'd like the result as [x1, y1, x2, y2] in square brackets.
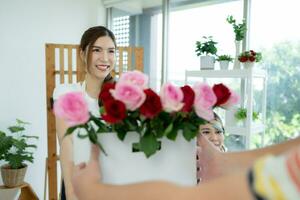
[53, 26, 116, 200]
[198, 112, 226, 152]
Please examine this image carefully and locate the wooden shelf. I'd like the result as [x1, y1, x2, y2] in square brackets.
[0, 182, 38, 200]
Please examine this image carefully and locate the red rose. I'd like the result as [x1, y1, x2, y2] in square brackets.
[140, 89, 162, 119]
[239, 56, 248, 62]
[249, 56, 255, 62]
[102, 99, 126, 123]
[180, 85, 195, 112]
[213, 83, 231, 106]
[99, 82, 116, 103]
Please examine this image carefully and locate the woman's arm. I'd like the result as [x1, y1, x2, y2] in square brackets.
[88, 173, 252, 200]
[73, 144, 300, 200]
[56, 117, 77, 200]
[197, 135, 300, 181]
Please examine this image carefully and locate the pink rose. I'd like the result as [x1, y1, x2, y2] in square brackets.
[53, 92, 89, 126]
[111, 82, 146, 111]
[193, 83, 217, 109]
[220, 90, 240, 109]
[194, 105, 214, 121]
[193, 83, 217, 121]
[160, 82, 184, 112]
[118, 70, 149, 89]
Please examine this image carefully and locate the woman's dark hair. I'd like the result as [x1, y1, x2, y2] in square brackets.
[213, 112, 225, 134]
[80, 26, 117, 51]
[80, 26, 116, 82]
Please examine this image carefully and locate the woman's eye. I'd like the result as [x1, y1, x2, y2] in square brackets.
[201, 131, 210, 135]
[216, 130, 223, 135]
[92, 48, 101, 52]
[109, 50, 115, 53]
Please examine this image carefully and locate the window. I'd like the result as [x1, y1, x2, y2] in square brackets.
[250, 0, 300, 146]
[112, 16, 130, 47]
[168, 1, 243, 85]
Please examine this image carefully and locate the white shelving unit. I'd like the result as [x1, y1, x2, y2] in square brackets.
[185, 68, 268, 149]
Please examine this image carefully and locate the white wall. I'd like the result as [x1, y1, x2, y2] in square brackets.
[0, 0, 106, 198]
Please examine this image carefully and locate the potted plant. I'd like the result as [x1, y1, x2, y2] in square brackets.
[227, 15, 247, 69]
[238, 50, 262, 68]
[195, 36, 218, 70]
[0, 119, 38, 187]
[234, 108, 260, 126]
[216, 54, 233, 70]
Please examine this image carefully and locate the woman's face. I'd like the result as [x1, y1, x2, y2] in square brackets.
[86, 36, 115, 80]
[198, 120, 224, 151]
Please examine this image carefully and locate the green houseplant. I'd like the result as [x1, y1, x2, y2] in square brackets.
[216, 55, 234, 62]
[0, 119, 38, 187]
[216, 55, 233, 70]
[227, 15, 247, 69]
[234, 108, 260, 122]
[226, 15, 247, 41]
[195, 36, 218, 70]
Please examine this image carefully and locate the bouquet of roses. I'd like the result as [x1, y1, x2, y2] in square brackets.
[54, 71, 239, 158]
[238, 50, 262, 63]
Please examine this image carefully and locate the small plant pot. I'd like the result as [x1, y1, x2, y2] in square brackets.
[1, 164, 27, 187]
[200, 55, 215, 70]
[242, 62, 254, 69]
[219, 61, 230, 70]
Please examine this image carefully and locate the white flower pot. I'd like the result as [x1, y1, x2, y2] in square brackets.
[242, 62, 255, 69]
[219, 61, 230, 70]
[73, 132, 197, 186]
[200, 55, 215, 70]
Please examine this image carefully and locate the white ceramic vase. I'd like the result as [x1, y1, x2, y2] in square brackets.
[233, 41, 241, 69]
[243, 61, 254, 69]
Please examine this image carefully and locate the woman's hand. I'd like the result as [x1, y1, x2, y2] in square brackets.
[72, 145, 102, 200]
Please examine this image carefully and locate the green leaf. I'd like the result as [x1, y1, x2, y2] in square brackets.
[139, 133, 160, 158]
[21, 135, 39, 139]
[13, 140, 27, 150]
[132, 142, 141, 152]
[166, 128, 178, 141]
[8, 154, 33, 169]
[25, 144, 37, 149]
[0, 131, 6, 137]
[124, 118, 137, 131]
[8, 126, 25, 133]
[64, 126, 78, 137]
[88, 130, 107, 156]
[117, 130, 127, 141]
[16, 119, 30, 125]
[77, 132, 89, 139]
[182, 123, 198, 141]
[113, 124, 128, 141]
[0, 136, 13, 155]
[163, 123, 173, 136]
[150, 118, 164, 138]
